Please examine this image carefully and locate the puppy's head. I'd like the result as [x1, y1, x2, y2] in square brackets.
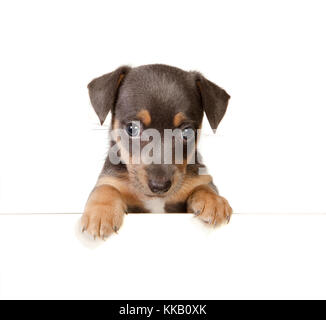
[88, 64, 230, 197]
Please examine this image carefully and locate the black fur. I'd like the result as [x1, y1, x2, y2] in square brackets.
[88, 65, 131, 125]
[88, 64, 230, 131]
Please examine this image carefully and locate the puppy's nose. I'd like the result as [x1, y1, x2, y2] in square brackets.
[148, 179, 172, 194]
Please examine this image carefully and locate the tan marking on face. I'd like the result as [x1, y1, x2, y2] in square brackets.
[173, 112, 186, 127]
[127, 163, 162, 198]
[129, 164, 148, 187]
[111, 119, 153, 195]
[137, 109, 151, 126]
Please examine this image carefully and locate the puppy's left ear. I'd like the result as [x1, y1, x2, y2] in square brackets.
[194, 73, 230, 133]
[88, 65, 131, 125]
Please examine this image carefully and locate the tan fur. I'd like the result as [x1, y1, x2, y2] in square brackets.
[81, 185, 126, 239]
[187, 185, 232, 226]
[173, 112, 186, 127]
[137, 109, 151, 126]
[117, 73, 125, 87]
[168, 174, 212, 203]
[127, 164, 150, 195]
[97, 175, 144, 208]
[82, 171, 232, 237]
[113, 119, 120, 130]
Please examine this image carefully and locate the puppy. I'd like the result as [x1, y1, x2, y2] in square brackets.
[81, 64, 232, 239]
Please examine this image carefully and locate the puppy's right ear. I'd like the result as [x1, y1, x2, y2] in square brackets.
[88, 66, 131, 125]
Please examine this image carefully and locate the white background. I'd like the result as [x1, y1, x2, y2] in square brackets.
[0, 0, 326, 300]
[1, 0, 326, 214]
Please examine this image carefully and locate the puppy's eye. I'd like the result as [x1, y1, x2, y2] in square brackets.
[125, 122, 141, 137]
[182, 127, 195, 141]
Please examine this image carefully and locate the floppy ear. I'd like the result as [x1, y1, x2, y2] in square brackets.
[88, 66, 131, 125]
[195, 73, 230, 132]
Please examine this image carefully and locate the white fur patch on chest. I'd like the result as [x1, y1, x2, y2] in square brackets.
[143, 198, 166, 213]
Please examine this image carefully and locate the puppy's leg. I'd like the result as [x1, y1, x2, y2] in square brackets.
[187, 184, 232, 226]
[81, 185, 127, 239]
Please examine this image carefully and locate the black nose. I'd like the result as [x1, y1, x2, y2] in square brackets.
[148, 179, 172, 194]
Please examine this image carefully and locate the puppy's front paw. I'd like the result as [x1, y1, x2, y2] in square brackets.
[81, 202, 126, 239]
[187, 187, 232, 226]
[81, 186, 127, 239]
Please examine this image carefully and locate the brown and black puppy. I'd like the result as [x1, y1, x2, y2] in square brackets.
[81, 64, 232, 239]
